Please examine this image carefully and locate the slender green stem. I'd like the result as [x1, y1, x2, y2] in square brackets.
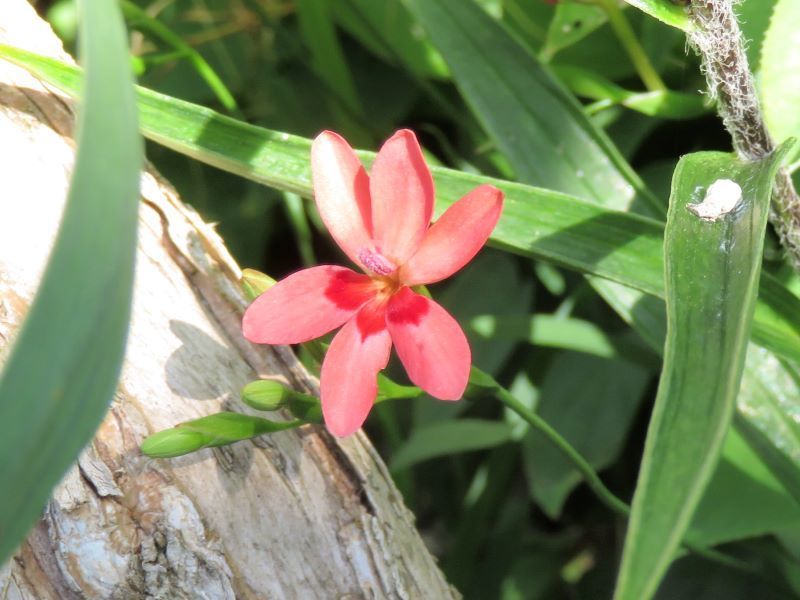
[282, 192, 316, 267]
[490, 376, 755, 574]
[120, 0, 238, 111]
[596, 0, 666, 92]
[494, 383, 630, 516]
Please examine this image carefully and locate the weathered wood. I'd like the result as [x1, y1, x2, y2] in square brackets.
[0, 2, 456, 598]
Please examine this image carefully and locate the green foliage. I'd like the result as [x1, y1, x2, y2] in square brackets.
[760, 0, 800, 165]
[615, 148, 790, 600]
[5, 48, 800, 370]
[522, 352, 650, 519]
[391, 419, 516, 471]
[0, 0, 141, 562]
[622, 0, 690, 31]
[2, 0, 798, 596]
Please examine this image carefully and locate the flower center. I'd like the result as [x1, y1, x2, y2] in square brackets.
[358, 248, 397, 276]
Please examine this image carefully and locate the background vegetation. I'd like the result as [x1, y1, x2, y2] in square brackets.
[6, 0, 799, 597]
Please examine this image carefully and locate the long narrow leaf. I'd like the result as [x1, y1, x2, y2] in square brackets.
[622, 0, 691, 31]
[0, 1, 141, 561]
[614, 148, 789, 600]
[405, 0, 660, 216]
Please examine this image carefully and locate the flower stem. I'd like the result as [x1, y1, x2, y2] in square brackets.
[493, 382, 630, 515]
[596, 0, 666, 92]
[485, 372, 755, 573]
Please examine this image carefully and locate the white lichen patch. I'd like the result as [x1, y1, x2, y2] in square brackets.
[687, 179, 743, 222]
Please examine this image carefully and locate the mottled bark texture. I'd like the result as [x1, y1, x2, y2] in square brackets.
[688, 0, 800, 270]
[0, 2, 456, 598]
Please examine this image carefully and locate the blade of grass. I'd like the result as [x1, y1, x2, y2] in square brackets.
[614, 147, 790, 600]
[0, 0, 141, 562]
[282, 192, 316, 267]
[295, 0, 361, 114]
[405, 0, 662, 216]
[554, 65, 709, 119]
[622, 0, 691, 31]
[120, 0, 237, 111]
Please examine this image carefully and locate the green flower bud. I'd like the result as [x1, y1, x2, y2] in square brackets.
[140, 428, 210, 458]
[141, 412, 303, 458]
[241, 378, 323, 423]
[241, 379, 291, 411]
[241, 269, 277, 301]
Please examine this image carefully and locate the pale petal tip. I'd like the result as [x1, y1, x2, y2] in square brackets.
[323, 404, 369, 437]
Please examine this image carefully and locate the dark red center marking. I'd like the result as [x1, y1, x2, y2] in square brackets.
[386, 287, 429, 327]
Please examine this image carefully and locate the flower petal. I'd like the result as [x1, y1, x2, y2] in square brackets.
[311, 131, 373, 268]
[369, 129, 434, 264]
[400, 184, 503, 286]
[321, 300, 392, 437]
[386, 287, 470, 400]
[242, 265, 376, 344]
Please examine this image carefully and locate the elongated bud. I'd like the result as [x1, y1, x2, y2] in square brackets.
[141, 412, 301, 458]
[241, 268, 277, 301]
[241, 379, 291, 411]
[140, 428, 210, 458]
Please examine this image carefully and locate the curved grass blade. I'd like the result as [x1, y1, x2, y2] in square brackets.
[120, 0, 237, 111]
[390, 419, 515, 471]
[613, 147, 790, 600]
[470, 314, 657, 367]
[555, 65, 710, 120]
[735, 347, 800, 504]
[296, 0, 361, 115]
[3, 47, 800, 367]
[405, 0, 661, 216]
[761, 0, 800, 165]
[0, 0, 141, 562]
[622, 0, 691, 31]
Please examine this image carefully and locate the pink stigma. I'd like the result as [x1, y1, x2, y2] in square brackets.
[358, 248, 396, 276]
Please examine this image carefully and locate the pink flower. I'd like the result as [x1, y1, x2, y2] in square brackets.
[243, 130, 503, 437]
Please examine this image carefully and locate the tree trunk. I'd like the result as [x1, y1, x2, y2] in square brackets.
[0, 2, 456, 598]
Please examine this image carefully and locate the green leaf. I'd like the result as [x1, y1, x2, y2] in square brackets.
[404, 0, 660, 215]
[438, 252, 534, 375]
[0, 0, 141, 562]
[734, 347, 800, 504]
[622, 0, 691, 31]
[141, 412, 300, 458]
[738, 0, 779, 70]
[390, 419, 515, 471]
[542, 2, 608, 59]
[120, 0, 237, 111]
[296, 0, 361, 113]
[554, 65, 710, 119]
[332, 0, 450, 79]
[614, 148, 789, 600]
[470, 313, 657, 368]
[761, 0, 800, 164]
[500, 0, 554, 50]
[688, 427, 800, 548]
[4, 48, 800, 368]
[522, 352, 650, 518]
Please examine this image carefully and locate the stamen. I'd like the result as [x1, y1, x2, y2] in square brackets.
[358, 248, 396, 276]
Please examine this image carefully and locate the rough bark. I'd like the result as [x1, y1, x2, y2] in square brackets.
[0, 2, 456, 598]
